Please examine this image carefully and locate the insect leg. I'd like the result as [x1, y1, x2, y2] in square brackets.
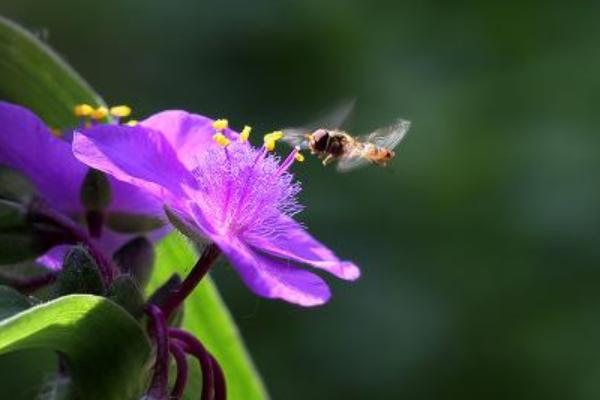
[321, 154, 335, 166]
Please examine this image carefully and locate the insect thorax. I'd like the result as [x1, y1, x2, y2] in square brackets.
[310, 129, 350, 157]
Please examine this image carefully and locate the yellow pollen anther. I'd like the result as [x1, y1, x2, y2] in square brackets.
[73, 104, 93, 117]
[263, 131, 284, 151]
[125, 120, 139, 127]
[240, 125, 252, 142]
[110, 105, 132, 118]
[91, 106, 109, 120]
[268, 130, 284, 141]
[295, 152, 305, 162]
[213, 132, 231, 147]
[264, 138, 276, 152]
[212, 119, 229, 130]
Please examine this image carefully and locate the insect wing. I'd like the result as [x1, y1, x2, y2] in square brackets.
[336, 154, 371, 172]
[306, 98, 356, 131]
[336, 118, 411, 173]
[281, 99, 356, 149]
[281, 128, 311, 149]
[365, 119, 410, 150]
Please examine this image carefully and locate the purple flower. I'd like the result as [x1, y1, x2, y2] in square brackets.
[0, 101, 167, 270]
[73, 111, 360, 306]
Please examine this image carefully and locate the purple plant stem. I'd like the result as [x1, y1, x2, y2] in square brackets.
[169, 328, 216, 400]
[160, 244, 221, 320]
[169, 341, 189, 399]
[145, 305, 170, 400]
[0, 272, 56, 293]
[85, 210, 104, 238]
[28, 198, 116, 284]
[209, 354, 226, 400]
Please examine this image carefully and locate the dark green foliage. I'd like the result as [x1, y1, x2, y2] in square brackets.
[0, 229, 54, 264]
[0, 295, 152, 400]
[56, 246, 105, 296]
[0, 199, 26, 229]
[0, 285, 31, 320]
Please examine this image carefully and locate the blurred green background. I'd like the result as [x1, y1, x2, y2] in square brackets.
[2, 1, 600, 398]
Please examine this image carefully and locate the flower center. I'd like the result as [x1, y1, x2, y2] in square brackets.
[190, 121, 304, 238]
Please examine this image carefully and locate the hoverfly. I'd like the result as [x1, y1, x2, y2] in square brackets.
[281, 103, 411, 172]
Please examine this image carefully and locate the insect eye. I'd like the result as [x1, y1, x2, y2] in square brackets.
[312, 129, 327, 141]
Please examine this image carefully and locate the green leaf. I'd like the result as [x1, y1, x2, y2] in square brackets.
[0, 295, 152, 400]
[0, 349, 59, 400]
[148, 233, 269, 400]
[0, 229, 53, 264]
[0, 18, 152, 398]
[0, 16, 105, 127]
[0, 285, 31, 320]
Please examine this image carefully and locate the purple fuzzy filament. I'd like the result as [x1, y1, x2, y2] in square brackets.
[145, 305, 170, 399]
[169, 341, 189, 399]
[160, 243, 221, 320]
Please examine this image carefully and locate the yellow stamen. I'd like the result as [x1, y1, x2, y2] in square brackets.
[110, 105, 132, 118]
[263, 130, 284, 151]
[212, 119, 229, 130]
[264, 137, 276, 152]
[295, 152, 305, 162]
[73, 104, 93, 117]
[125, 120, 139, 127]
[240, 125, 252, 142]
[91, 106, 109, 120]
[267, 130, 284, 141]
[213, 132, 231, 147]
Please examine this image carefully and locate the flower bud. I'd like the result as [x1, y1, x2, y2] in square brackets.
[0, 166, 36, 203]
[0, 199, 26, 229]
[113, 236, 155, 288]
[164, 205, 208, 244]
[80, 168, 111, 212]
[108, 274, 144, 318]
[56, 246, 105, 296]
[106, 212, 165, 234]
[147, 273, 184, 326]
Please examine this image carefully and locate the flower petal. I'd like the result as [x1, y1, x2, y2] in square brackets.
[141, 110, 239, 169]
[0, 102, 87, 212]
[215, 237, 331, 307]
[73, 124, 196, 205]
[245, 216, 361, 281]
[36, 245, 71, 271]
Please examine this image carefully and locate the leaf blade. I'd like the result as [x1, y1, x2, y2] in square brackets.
[0, 16, 104, 127]
[0, 295, 152, 400]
